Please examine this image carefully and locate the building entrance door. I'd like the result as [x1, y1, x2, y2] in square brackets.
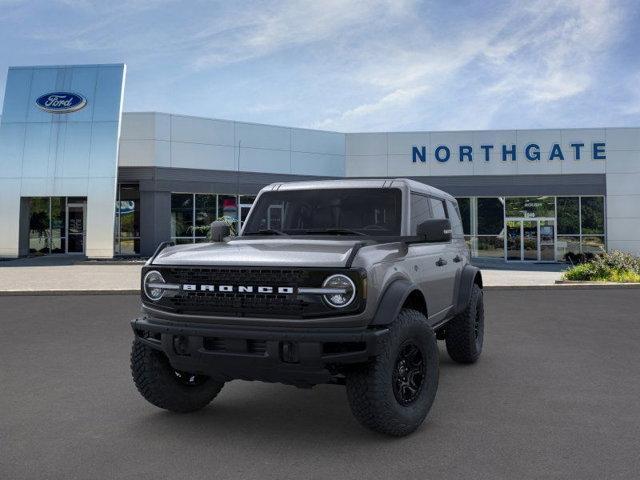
[505, 218, 556, 261]
[66, 202, 86, 254]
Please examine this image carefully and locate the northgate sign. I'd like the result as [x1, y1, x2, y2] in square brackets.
[412, 142, 606, 163]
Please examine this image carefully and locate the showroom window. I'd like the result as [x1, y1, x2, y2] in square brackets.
[505, 196, 555, 218]
[114, 184, 140, 255]
[27, 196, 87, 255]
[28, 197, 65, 254]
[455, 198, 471, 235]
[171, 193, 255, 243]
[443, 195, 604, 261]
[476, 197, 505, 259]
[556, 196, 606, 257]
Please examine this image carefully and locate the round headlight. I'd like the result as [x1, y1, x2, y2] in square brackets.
[322, 274, 356, 308]
[143, 270, 165, 301]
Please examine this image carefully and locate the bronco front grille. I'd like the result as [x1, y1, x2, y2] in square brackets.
[144, 266, 365, 319]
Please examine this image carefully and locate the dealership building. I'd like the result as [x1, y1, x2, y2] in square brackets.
[1, 63, 639, 261]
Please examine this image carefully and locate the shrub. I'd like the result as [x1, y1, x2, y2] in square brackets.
[563, 250, 640, 282]
[563, 252, 595, 265]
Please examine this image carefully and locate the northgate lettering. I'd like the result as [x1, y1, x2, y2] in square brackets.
[411, 143, 606, 163]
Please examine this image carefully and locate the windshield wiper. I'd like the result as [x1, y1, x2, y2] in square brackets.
[298, 228, 366, 236]
[243, 229, 288, 236]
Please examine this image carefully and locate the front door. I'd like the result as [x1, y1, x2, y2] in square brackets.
[505, 219, 555, 261]
[66, 203, 86, 254]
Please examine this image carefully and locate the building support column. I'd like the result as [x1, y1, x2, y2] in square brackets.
[139, 189, 172, 257]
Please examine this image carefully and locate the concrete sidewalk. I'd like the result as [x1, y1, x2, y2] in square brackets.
[0, 256, 567, 293]
[0, 257, 142, 294]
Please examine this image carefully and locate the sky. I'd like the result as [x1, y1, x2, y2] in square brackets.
[0, 0, 639, 132]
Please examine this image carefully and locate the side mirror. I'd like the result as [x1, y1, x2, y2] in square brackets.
[417, 219, 452, 243]
[209, 221, 231, 242]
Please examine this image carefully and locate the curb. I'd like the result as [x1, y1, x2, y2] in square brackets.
[486, 283, 640, 290]
[2, 283, 640, 296]
[0, 289, 139, 296]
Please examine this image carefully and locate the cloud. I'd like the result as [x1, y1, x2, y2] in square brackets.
[313, 0, 625, 131]
[1, 0, 633, 131]
[190, 0, 414, 69]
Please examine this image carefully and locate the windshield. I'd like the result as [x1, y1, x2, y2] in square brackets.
[242, 188, 402, 236]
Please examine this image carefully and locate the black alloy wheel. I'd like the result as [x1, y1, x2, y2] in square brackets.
[392, 341, 425, 406]
[173, 370, 209, 387]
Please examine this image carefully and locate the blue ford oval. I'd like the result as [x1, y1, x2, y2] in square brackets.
[35, 92, 87, 114]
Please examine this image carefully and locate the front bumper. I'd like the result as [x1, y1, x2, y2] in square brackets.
[131, 316, 388, 387]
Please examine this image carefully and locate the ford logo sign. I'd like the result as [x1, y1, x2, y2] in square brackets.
[35, 92, 87, 114]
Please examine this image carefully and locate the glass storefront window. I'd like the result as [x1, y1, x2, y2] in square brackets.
[476, 235, 504, 258]
[557, 236, 581, 259]
[557, 197, 579, 234]
[468, 195, 606, 261]
[29, 198, 50, 254]
[50, 197, 65, 241]
[195, 194, 216, 241]
[27, 196, 85, 255]
[582, 236, 606, 254]
[170, 193, 254, 243]
[171, 193, 194, 239]
[581, 197, 605, 234]
[477, 198, 504, 235]
[114, 184, 140, 255]
[505, 196, 555, 218]
[455, 198, 471, 235]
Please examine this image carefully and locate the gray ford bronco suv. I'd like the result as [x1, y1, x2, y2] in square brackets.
[131, 179, 484, 436]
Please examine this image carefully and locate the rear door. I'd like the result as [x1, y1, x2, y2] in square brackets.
[428, 197, 458, 316]
[406, 193, 452, 321]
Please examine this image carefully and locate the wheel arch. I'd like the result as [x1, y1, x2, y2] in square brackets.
[370, 278, 428, 326]
[454, 265, 483, 315]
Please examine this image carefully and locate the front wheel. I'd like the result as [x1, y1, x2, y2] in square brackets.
[131, 340, 224, 413]
[345, 309, 439, 436]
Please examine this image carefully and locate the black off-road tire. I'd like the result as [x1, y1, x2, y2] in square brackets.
[345, 309, 439, 436]
[445, 283, 484, 363]
[131, 340, 224, 413]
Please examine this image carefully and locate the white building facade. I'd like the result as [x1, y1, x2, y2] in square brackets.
[1, 64, 639, 261]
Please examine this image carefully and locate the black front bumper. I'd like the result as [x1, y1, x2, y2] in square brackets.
[131, 316, 388, 386]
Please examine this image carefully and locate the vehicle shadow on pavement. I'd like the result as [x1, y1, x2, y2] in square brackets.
[124, 348, 468, 445]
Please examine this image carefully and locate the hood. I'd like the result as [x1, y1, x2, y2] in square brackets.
[151, 238, 362, 267]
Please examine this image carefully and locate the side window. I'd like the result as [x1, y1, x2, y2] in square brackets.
[430, 198, 447, 220]
[410, 193, 432, 234]
[447, 200, 464, 237]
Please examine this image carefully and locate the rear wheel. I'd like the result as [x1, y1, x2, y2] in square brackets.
[445, 283, 484, 363]
[131, 340, 224, 413]
[345, 309, 439, 436]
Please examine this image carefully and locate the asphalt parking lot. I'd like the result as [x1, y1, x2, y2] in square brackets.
[2, 289, 640, 480]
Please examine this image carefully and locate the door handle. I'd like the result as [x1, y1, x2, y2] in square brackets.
[436, 258, 447, 267]
[453, 255, 462, 263]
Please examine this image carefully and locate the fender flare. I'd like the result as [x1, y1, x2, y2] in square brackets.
[370, 278, 423, 326]
[454, 265, 483, 314]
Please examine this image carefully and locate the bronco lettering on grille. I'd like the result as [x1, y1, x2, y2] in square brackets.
[181, 284, 295, 294]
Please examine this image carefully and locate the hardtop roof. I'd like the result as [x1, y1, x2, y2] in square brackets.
[262, 178, 454, 201]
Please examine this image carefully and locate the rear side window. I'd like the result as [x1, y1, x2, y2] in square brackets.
[410, 193, 432, 234]
[430, 198, 447, 220]
[446, 200, 464, 237]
